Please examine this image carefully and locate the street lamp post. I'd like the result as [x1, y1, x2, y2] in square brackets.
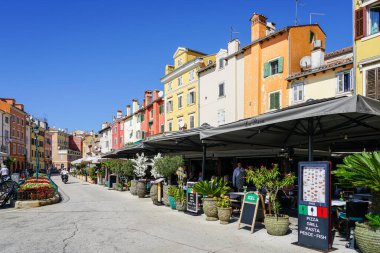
[33, 125, 39, 180]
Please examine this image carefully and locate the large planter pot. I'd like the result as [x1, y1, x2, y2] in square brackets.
[264, 215, 290, 236]
[218, 207, 232, 224]
[355, 222, 380, 253]
[163, 185, 170, 206]
[202, 198, 218, 221]
[176, 200, 187, 212]
[150, 184, 159, 205]
[130, 180, 138, 196]
[168, 196, 176, 210]
[137, 181, 146, 198]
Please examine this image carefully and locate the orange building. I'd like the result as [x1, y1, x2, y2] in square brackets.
[0, 98, 27, 172]
[243, 14, 326, 117]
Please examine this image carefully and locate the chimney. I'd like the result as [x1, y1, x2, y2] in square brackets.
[132, 99, 139, 113]
[311, 40, 325, 69]
[153, 90, 160, 101]
[116, 109, 122, 119]
[101, 122, 108, 130]
[227, 39, 240, 55]
[250, 13, 267, 41]
[266, 22, 276, 35]
[144, 90, 153, 105]
[126, 105, 131, 116]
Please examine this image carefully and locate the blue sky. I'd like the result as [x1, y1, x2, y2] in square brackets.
[0, 0, 353, 132]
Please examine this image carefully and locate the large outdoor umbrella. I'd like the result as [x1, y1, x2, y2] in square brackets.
[200, 95, 380, 161]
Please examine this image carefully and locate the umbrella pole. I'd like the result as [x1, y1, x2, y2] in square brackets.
[308, 118, 314, 161]
[202, 144, 207, 180]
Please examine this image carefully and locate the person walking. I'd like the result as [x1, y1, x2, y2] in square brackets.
[232, 163, 245, 191]
[0, 163, 10, 181]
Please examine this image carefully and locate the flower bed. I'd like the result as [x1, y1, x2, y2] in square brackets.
[18, 176, 56, 200]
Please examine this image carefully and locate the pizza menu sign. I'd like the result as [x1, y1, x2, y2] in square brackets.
[298, 162, 332, 251]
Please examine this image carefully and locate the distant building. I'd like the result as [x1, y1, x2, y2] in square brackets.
[111, 110, 125, 150]
[50, 128, 81, 169]
[99, 122, 112, 153]
[140, 90, 165, 138]
[0, 100, 11, 165]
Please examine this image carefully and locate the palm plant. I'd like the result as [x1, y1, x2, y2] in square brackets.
[194, 178, 230, 198]
[334, 151, 380, 214]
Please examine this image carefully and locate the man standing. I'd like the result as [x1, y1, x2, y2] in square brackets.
[0, 163, 10, 181]
[232, 163, 245, 191]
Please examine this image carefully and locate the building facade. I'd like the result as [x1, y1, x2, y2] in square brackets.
[99, 123, 112, 153]
[44, 131, 52, 169]
[198, 39, 245, 126]
[0, 100, 11, 165]
[111, 110, 125, 150]
[30, 118, 49, 171]
[354, 0, 380, 99]
[161, 47, 215, 132]
[286, 47, 353, 103]
[140, 90, 165, 138]
[243, 14, 326, 117]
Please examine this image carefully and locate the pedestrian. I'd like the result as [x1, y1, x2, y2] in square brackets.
[232, 163, 245, 192]
[197, 172, 203, 182]
[47, 167, 51, 179]
[0, 163, 10, 182]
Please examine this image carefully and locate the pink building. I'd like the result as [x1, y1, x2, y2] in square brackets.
[141, 90, 165, 139]
[111, 110, 125, 150]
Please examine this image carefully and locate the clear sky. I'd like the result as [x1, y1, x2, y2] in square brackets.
[0, 0, 353, 132]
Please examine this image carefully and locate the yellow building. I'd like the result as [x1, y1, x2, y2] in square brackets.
[161, 47, 215, 132]
[354, 0, 380, 99]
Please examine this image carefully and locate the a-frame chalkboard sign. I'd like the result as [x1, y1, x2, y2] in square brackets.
[238, 192, 264, 233]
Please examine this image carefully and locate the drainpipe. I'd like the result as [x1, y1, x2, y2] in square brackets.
[308, 118, 314, 162]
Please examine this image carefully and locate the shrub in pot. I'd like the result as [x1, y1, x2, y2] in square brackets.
[175, 186, 187, 212]
[131, 153, 149, 198]
[334, 151, 380, 253]
[194, 178, 230, 221]
[216, 195, 232, 224]
[168, 186, 177, 210]
[150, 154, 163, 205]
[116, 182, 124, 191]
[246, 165, 295, 236]
[155, 155, 183, 206]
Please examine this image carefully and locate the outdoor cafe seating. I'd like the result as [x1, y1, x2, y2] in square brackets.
[336, 201, 369, 240]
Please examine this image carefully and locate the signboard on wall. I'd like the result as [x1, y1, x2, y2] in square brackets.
[298, 161, 332, 251]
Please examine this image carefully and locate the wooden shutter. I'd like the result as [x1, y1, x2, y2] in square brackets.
[355, 8, 366, 40]
[366, 68, 377, 99]
[161, 124, 164, 133]
[275, 92, 280, 109]
[269, 93, 275, 110]
[264, 62, 270, 77]
[278, 57, 284, 73]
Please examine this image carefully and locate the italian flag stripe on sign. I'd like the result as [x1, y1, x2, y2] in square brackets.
[299, 205, 307, 215]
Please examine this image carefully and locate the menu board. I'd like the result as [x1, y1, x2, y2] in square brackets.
[186, 182, 199, 213]
[302, 167, 326, 204]
[298, 162, 331, 251]
[238, 192, 261, 233]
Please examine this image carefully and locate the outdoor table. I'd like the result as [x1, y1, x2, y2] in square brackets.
[332, 200, 346, 207]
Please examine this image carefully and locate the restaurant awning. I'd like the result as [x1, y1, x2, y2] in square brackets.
[200, 95, 380, 160]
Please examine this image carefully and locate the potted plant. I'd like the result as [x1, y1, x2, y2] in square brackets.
[155, 155, 183, 206]
[175, 186, 187, 211]
[131, 153, 149, 198]
[150, 153, 163, 205]
[167, 186, 177, 210]
[246, 165, 295, 236]
[194, 178, 230, 221]
[116, 182, 124, 191]
[334, 151, 380, 253]
[216, 195, 232, 224]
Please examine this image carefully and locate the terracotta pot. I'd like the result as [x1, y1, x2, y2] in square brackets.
[217, 207, 232, 224]
[355, 222, 380, 253]
[137, 181, 146, 198]
[202, 198, 218, 221]
[264, 215, 290, 236]
[130, 180, 138, 195]
[175, 200, 187, 212]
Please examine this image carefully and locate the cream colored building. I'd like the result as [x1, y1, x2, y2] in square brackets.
[286, 46, 353, 104]
[50, 128, 81, 169]
[198, 39, 245, 126]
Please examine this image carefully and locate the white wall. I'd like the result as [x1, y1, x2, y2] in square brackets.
[124, 117, 133, 144]
[199, 43, 244, 127]
[100, 128, 112, 153]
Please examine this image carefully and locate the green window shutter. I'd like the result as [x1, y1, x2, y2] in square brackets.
[270, 93, 274, 110]
[278, 57, 284, 73]
[161, 124, 164, 133]
[142, 131, 145, 139]
[159, 105, 163, 114]
[275, 92, 280, 109]
[141, 114, 145, 122]
[264, 62, 270, 77]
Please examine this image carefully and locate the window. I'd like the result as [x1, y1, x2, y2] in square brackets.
[17, 117, 19, 124]
[21, 119, 24, 126]
[189, 114, 195, 129]
[113, 127, 117, 133]
[369, 4, 380, 35]
[136, 130, 141, 139]
[120, 124, 123, 130]
[4, 130, 9, 138]
[166, 100, 173, 112]
[168, 121, 173, 132]
[178, 58, 183, 66]
[264, 57, 284, 77]
[150, 110, 153, 119]
[5, 116, 8, 124]
[366, 67, 380, 100]
[337, 71, 352, 93]
[292, 83, 304, 103]
[189, 70, 195, 81]
[13, 144, 16, 154]
[218, 83, 225, 97]
[11, 115, 15, 122]
[17, 130, 19, 138]
[161, 124, 164, 133]
[114, 138, 117, 145]
[187, 90, 196, 105]
[168, 82, 172, 91]
[217, 110, 225, 126]
[120, 137, 123, 144]
[269, 91, 281, 110]
[159, 104, 164, 114]
[178, 94, 183, 109]
[178, 76, 183, 86]
[219, 58, 224, 69]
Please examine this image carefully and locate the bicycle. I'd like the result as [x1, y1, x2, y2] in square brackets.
[0, 177, 19, 208]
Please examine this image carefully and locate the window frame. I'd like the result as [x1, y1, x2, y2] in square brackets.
[218, 83, 225, 98]
[187, 90, 196, 105]
[217, 109, 225, 126]
[367, 3, 380, 36]
[337, 70, 353, 94]
[219, 58, 225, 70]
[178, 76, 183, 86]
[188, 114, 195, 129]
[189, 69, 195, 81]
[292, 83, 304, 103]
[166, 99, 173, 113]
[168, 121, 173, 132]
[177, 94, 183, 109]
[269, 90, 281, 111]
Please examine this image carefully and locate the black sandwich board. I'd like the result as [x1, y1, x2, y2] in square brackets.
[238, 192, 263, 233]
[298, 161, 332, 251]
[186, 182, 200, 214]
